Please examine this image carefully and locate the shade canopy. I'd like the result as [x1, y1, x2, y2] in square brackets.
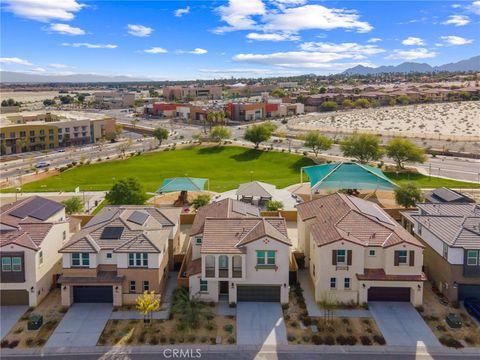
[236, 181, 276, 198]
[304, 162, 397, 192]
[157, 177, 208, 193]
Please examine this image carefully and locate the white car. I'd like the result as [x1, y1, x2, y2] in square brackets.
[35, 161, 51, 168]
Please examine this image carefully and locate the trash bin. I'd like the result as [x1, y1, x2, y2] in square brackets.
[27, 314, 43, 330]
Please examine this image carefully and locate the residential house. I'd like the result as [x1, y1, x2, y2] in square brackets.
[297, 193, 425, 306]
[402, 203, 480, 301]
[0, 196, 79, 306]
[58, 206, 181, 306]
[424, 187, 475, 204]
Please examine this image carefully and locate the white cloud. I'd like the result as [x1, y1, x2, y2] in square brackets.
[30, 67, 46, 72]
[470, 1, 480, 15]
[215, 0, 266, 33]
[442, 15, 470, 26]
[367, 38, 382, 43]
[199, 67, 300, 75]
[178, 48, 208, 55]
[49, 63, 70, 68]
[451, 4, 462, 8]
[246, 32, 300, 41]
[144, 47, 168, 54]
[49, 23, 85, 35]
[127, 24, 153, 37]
[2, 0, 85, 22]
[299, 42, 384, 57]
[174, 6, 190, 17]
[386, 48, 437, 60]
[62, 42, 118, 49]
[0, 57, 33, 65]
[402, 37, 425, 46]
[440, 35, 474, 45]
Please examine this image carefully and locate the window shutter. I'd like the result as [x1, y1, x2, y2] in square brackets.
[347, 250, 352, 265]
[409, 250, 415, 266]
[394, 251, 399, 266]
[332, 250, 337, 265]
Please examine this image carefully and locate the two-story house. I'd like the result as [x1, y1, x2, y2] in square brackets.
[402, 203, 480, 301]
[0, 196, 79, 306]
[186, 217, 291, 304]
[58, 205, 181, 306]
[297, 193, 425, 306]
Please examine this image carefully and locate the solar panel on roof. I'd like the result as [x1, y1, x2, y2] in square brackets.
[127, 211, 149, 225]
[9, 197, 64, 221]
[100, 226, 124, 240]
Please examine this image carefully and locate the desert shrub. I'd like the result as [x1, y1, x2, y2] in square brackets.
[205, 321, 216, 331]
[324, 335, 335, 345]
[303, 317, 312, 326]
[205, 314, 214, 321]
[425, 315, 439, 321]
[451, 301, 460, 309]
[327, 326, 335, 333]
[178, 337, 184, 343]
[210, 337, 216, 345]
[112, 319, 120, 325]
[228, 336, 235, 344]
[8, 340, 19, 348]
[312, 335, 323, 345]
[302, 336, 311, 343]
[346, 328, 353, 334]
[150, 337, 159, 345]
[345, 335, 357, 345]
[287, 335, 296, 342]
[26, 338, 35, 347]
[187, 336, 196, 343]
[366, 327, 373, 333]
[284, 314, 291, 321]
[336, 335, 347, 345]
[362, 319, 370, 325]
[138, 333, 146, 343]
[373, 335, 386, 345]
[290, 321, 298, 328]
[439, 336, 463, 348]
[200, 336, 207, 343]
[1, 340, 9, 348]
[224, 324, 234, 334]
[360, 336, 372, 345]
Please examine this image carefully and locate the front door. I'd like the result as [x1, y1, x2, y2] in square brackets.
[219, 281, 229, 295]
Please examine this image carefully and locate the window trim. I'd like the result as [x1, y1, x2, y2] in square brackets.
[256, 250, 276, 267]
[344, 277, 351, 289]
[106, 253, 113, 259]
[195, 237, 202, 245]
[330, 277, 336, 289]
[467, 250, 478, 266]
[200, 279, 208, 293]
[336, 249, 346, 264]
[129, 280, 136, 293]
[71, 252, 90, 267]
[368, 249, 376, 257]
[128, 253, 149, 267]
[398, 250, 408, 265]
[1, 257, 12, 272]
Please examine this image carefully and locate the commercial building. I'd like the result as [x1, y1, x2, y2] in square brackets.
[163, 86, 222, 101]
[94, 90, 136, 108]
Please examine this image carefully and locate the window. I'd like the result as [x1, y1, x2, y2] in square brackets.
[398, 250, 408, 265]
[443, 243, 449, 259]
[344, 278, 350, 289]
[12, 257, 22, 272]
[129, 281, 136, 293]
[219, 255, 228, 268]
[257, 251, 276, 266]
[63, 231, 66, 240]
[313, 264, 315, 277]
[39, 129, 45, 135]
[129, 253, 148, 267]
[369, 249, 376, 256]
[195, 237, 202, 245]
[330, 277, 336, 289]
[20, 131, 26, 137]
[143, 281, 149, 291]
[106, 253, 112, 259]
[72, 253, 89, 267]
[29, 130, 35, 136]
[467, 250, 478, 266]
[1, 257, 12, 272]
[200, 279, 208, 292]
[336, 249, 346, 264]
[39, 251, 43, 265]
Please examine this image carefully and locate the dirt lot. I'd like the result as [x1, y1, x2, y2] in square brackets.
[0, 290, 67, 349]
[98, 315, 236, 345]
[420, 283, 480, 347]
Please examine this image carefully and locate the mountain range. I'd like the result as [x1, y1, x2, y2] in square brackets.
[0, 71, 150, 83]
[342, 55, 480, 75]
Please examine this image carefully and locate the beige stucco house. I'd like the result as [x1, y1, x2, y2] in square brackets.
[0, 196, 79, 306]
[58, 206, 181, 306]
[297, 193, 425, 306]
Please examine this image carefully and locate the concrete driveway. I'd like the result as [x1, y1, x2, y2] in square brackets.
[0, 306, 28, 339]
[237, 302, 287, 345]
[45, 303, 112, 347]
[369, 302, 440, 347]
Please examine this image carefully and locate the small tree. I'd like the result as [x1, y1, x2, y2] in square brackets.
[62, 196, 84, 215]
[354, 98, 370, 108]
[386, 137, 427, 169]
[136, 291, 160, 326]
[340, 133, 384, 163]
[266, 200, 284, 211]
[304, 131, 333, 157]
[319, 293, 337, 325]
[115, 124, 124, 139]
[171, 287, 212, 332]
[394, 183, 423, 208]
[210, 126, 231, 142]
[320, 101, 338, 112]
[244, 123, 275, 148]
[342, 99, 354, 108]
[106, 177, 148, 205]
[117, 138, 133, 158]
[191, 194, 211, 210]
[153, 127, 169, 146]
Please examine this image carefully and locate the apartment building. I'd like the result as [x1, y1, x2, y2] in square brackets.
[58, 206, 181, 306]
[163, 86, 222, 101]
[0, 111, 116, 154]
[0, 196, 79, 306]
[402, 203, 480, 301]
[297, 193, 425, 306]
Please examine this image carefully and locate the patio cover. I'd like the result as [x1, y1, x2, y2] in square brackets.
[236, 181, 276, 198]
[303, 162, 397, 192]
[156, 177, 208, 193]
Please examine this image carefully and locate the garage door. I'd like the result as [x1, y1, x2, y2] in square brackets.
[458, 285, 480, 301]
[73, 286, 113, 303]
[237, 286, 280, 302]
[0, 290, 29, 305]
[368, 287, 410, 302]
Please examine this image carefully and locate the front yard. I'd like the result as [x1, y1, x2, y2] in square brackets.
[419, 283, 480, 348]
[0, 290, 67, 349]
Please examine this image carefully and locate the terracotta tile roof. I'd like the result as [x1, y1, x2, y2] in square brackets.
[201, 217, 291, 254]
[297, 193, 423, 248]
[356, 268, 427, 282]
[186, 258, 202, 276]
[59, 235, 100, 253]
[0, 231, 39, 251]
[191, 198, 260, 236]
[0, 222, 55, 251]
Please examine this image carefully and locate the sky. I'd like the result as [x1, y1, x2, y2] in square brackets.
[0, 0, 479, 80]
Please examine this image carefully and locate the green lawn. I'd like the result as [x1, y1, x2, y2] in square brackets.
[11, 146, 314, 193]
[385, 172, 480, 189]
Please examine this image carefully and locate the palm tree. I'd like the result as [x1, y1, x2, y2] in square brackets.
[171, 287, 212, 332]
[206, 111, 215, 133]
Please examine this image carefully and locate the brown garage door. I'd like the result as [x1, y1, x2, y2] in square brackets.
[368, 287, 410, 302]
[0, 290, 29, 305]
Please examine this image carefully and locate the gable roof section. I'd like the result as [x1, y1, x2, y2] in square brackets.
[236, 181, 276, 198]
[0, 231, 39, 251]
[0, 196, 63, 229]
[59, 235, 100, 253]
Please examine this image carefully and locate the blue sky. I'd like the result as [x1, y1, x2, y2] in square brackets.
[1, 1, 479, 80]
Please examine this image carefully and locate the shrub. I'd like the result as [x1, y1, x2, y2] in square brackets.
[8, 340, 19, 348]
[346, 328, 353, 334]
[188, 336, 196, 343]
[303, 317, 312, 326]
[36, 338, 46, 347]
[282, 304, 289, 310]
[150, 337, 159, 345]
[229, 303, 236, 308]
[200, 336, 207, 343]
[360, 336, 372, 345]
[312, 335, 323, 345]
[362, 319, 370, 325]
[224, 324, 234, 334]
[287, 335, 296, 342]
[290, 321, 298, 328]
[302, 336, 311, 343]
[169, 337, 175, 344]
[26, 338, 35, 347]
[439, 336, 463, 348]
[327, 326, 335, 333]
[205, 321, 216, 331]
[451, 301, 460, 309]
[373, 335, 386, 345]
[227, 336, 235, 344]
[416, 306, 425, 313]
[160, 336, 167, 343]
[138, 333, 146, 343]
[1, 340, 9, 348]
[345, 335, 357, 345]
[205, 314, 214, 321]
[464, 336, 475, 345]
[436, 325, 447, 332]
[336, 335, 347, 345]
[284, 314, 291, 321]
[324, 335, 335, 345]
[210, 337, 216, 345]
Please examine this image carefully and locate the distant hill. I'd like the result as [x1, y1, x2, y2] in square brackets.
[0, 71, 150, 83]
[343, 56, 480, 75]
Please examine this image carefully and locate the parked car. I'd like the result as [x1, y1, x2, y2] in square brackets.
[57, 149, 65, 153]
[34, 161, 51, 168]
[464, 298, 480, 322]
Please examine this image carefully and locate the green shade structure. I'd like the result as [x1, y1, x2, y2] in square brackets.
[302, 162, 397, 193]
[156, 177, 208, 193]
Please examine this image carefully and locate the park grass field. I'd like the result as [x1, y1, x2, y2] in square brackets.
[13, 146, 314, 193]
[385, 172, 480, 189]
